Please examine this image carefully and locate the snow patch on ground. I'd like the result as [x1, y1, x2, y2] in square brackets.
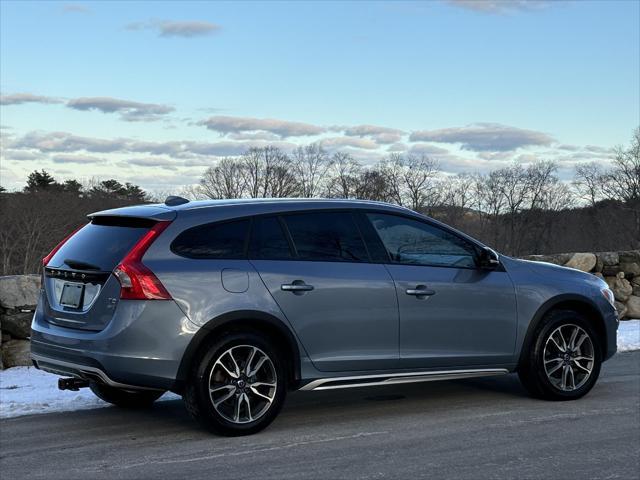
[617, 319, 640, 353]
[0, 367, 179, 419]
[1, 321, 639, 419]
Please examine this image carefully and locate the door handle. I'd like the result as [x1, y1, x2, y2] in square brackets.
[406, 285, 436, 297]
[281, 281, 314, 294]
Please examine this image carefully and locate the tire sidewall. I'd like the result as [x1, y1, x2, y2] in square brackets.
[191, 331, 286, 435]
[531, 312, 602, 400]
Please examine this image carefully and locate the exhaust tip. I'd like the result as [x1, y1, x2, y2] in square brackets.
[58, 377, 90, 391]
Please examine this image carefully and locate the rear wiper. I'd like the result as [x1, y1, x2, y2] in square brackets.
[63, 259, 101, 271]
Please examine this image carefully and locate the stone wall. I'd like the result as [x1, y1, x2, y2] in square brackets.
[0, 252, 638, 369]
[0, 275, 40, 369]
[521, 251, 640, 320]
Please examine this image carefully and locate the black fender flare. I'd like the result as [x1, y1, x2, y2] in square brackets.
[517, 293, 606, 367]
[172, 310, 302, 393]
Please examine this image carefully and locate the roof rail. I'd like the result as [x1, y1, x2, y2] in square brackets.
[164, 195, 190, 207]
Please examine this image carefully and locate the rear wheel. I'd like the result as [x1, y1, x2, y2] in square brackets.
[183, 331, 286, 436]
[89, 383, 164, 408]
[518, 309, 602, 400]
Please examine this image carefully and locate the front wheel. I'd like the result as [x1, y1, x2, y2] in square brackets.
[518, 309, 602, 400]
[183, 331, 286, 436]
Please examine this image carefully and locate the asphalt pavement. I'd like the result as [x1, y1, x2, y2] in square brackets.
[1, 352, 638, 480]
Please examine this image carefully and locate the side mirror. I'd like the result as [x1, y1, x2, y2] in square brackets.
[479, 247, 500, 270]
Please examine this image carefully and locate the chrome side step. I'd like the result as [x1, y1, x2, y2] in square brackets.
[300, 368, 510, 391]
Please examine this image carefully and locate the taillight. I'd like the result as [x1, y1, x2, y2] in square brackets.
[113, 221, 172, 300]
[42, 225, 85, 267]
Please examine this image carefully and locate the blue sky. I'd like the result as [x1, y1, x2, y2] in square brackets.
[1, 0, 638, 192]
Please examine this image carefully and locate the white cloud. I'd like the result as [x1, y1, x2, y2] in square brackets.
[407, 143, 450, 156]
[341, 124, 405, 144]
[228, 132, 281, 141]
[199, 116, 326, 138]
[387, 143, 408, 152]
[126, 20, 220, 38]
[0, 93, 62, 105]
[319, 136, 379, 150]
[62, 4, 90, 14]
[67, 97, 174, 122]
[52, 154, 107, 164]
[0, 150, 40, 161]
[11, 131, 128, 153]
[120, 158, 179, 171]
[8, 130, 297, 160]
[446, 0, 551, 15]
[410, 123, 554, 152]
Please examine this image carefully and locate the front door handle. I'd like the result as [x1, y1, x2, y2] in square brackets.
[281, 280, 314, 294]
[406, 285, 436, 297]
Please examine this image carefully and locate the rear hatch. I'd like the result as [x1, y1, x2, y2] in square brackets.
[42, 216, 163, 331]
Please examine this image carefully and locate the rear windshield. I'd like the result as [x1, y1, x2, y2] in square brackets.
[47, 217, 153, 271]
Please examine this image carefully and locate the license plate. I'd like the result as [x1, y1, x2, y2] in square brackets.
[60, 283, 84, 308]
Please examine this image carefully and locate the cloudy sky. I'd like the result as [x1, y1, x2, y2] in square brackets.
[1, 0, 638, 192]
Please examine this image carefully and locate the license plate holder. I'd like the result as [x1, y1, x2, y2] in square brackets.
[60, 283, 84, 308]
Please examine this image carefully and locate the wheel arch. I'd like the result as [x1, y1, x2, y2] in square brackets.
[172, 310, 302, 394]
[518, 294, 607, 368]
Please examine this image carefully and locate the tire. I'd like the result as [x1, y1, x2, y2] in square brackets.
[89, 383, 165, 408]
[518, 309, 602, 400]
[183, 330, 287, 436]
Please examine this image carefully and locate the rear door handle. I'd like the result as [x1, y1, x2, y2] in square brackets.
[406, 285, 436, 297]
[281, 281, 314, 294]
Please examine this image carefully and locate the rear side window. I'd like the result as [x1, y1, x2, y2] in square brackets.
[248, 216, 293, 260]
[284, 212, 368, 262]
[47, 218, 152, 271]
[172, 219, 250, 259]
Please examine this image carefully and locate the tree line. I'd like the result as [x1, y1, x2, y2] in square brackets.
[193, 129, 639, 256]
[1, 129, 638, 275]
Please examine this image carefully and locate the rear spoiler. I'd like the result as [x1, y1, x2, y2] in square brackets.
[88, 205, 177, 222]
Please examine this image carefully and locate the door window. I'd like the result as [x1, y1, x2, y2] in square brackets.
[367, 213, 477, 268]
[284, 212, 368, 262]
[248, 216, 293, 260]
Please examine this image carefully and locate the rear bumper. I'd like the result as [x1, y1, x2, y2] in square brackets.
[31, 353, 163, 391]
[31, 298, 198, 391]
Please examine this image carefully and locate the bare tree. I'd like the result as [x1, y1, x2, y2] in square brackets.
[526, 161, 560, 210]
[324, 152, 361, 198]
[200, 157, 247, 199]
[437, 173, 476, 228]
[602, 128, 640, 202]
[573, 162, 604, 207]
[241, 147, 299, 198]
[178, 184, 209, 201]
[401, 154, 440, 211]
[355, 168, 393, 202]
[474, 170, 507, 249]
[292, 144, 330, 198]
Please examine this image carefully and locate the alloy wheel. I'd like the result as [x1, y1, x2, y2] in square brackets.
[208, 345, 277, 424]
[543, 324, 594, 392]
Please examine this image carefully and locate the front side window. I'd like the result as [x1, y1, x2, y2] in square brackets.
[284, 212, 368, 262]
[367, 213, 477, 268]
[171, 219, 250, 259]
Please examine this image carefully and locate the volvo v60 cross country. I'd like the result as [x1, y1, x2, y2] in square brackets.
[31, 197, 619, 435]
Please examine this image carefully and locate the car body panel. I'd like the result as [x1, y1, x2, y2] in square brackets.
[386, 264, 518, 368]
[31, 291, 194, 389]
[31, 198, 618, 394]
[502, 256, 618, 361]
[252, 260, 399, 372]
